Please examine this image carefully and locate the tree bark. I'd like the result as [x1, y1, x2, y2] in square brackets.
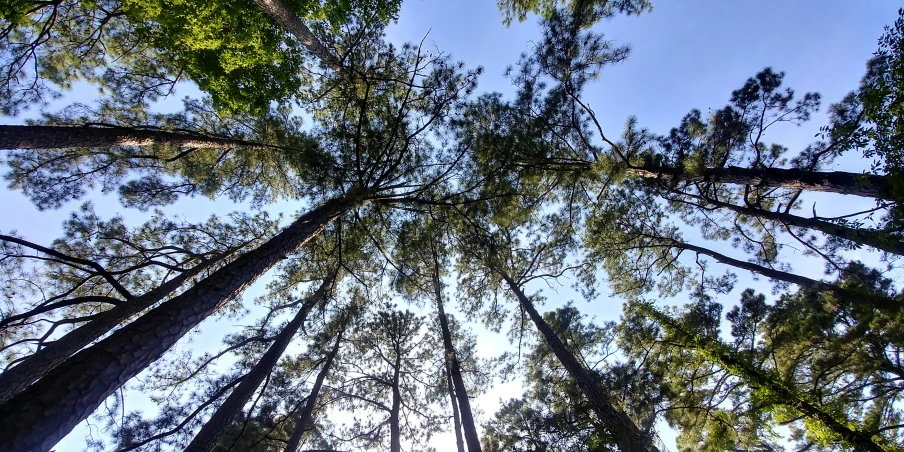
[284, 323, 345, 452]
[629, 164, 894, 201]
[692, 197, 904, 256]
[667, 237, 900, 312]
[645, 305, 888, 452]
[389, 352, 402, 452]
[501, 273, 659, 452]
[0, 191, 367, 452]
[445, 365, 466, 452]
[0, 252, 227, 405]
[0, 125, 268, 150]
[185, 277, 333, 452]
[432, 247, 482, 452]
[253, 0, 343, 71]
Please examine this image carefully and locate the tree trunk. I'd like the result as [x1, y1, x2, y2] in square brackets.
[0, 252, 227, 405]
[694, 197, 904, 256]
[253, 0, 342, 71]
[629, 164, 894, 201]
[644, 305, 888, 452]
[0, 191, 367, 452]
[0, 125, 268, 150]
[185, 277, 333, 452]
[445, 365, 466, 452]
[501, 274, 659, 452]
[389, 353, 402, 452]
[667, 238, 900, 312]
[432, 248, 482, 452]
[284, 323, 345, 452]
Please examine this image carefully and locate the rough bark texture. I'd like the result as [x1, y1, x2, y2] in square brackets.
[432, 250, 482, 452]
[253, 0, 343, 71]
[0, 192, 365, 452]
[0, 254, 223, 405]
[284, 326, 344, 452]
[669, 238, 900, 312]
[502, 275, 659, 452]
[629, 165, 895, 201]
[648, 307, 888, 452]
[0, 125, 265, 150]
[185, 278, 332, 452]
[700, 198, 904, 256]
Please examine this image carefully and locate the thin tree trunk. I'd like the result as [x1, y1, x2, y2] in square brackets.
[185, 277, 334, 452]
[694, 196, 904, 256]
[253, 0, 342, 71]
[667, 237, 900, 312]
[643, 305, 888, 452]
[284, 323, 346, 452]
[501, 273, 659, 452]
[390, 353, 402, 452]
[0, 125, 269, 150]
[432, 246, 482, 452]
[0, 251, 228, 405]
[628, 164, 894, 201]
[0, 191, 367, 452]
[445, 365, 466, 452]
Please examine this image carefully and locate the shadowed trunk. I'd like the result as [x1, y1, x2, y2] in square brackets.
[644, 305, 888, 452]
[0, 125, 269, 150]
[0, 251, 229, 405]
[432, 246, 482, 452]
[445, 365, 466, 452]
[253, 0, 342, 70]
[665, 237, 900, 312]
[501, 273, 659, 452]
[0, 191, 367, 452]
[629, 164, 894, 201]
[284, 323, 346, 452]
[185, 277, 334, 452]
[390, 349, 402, 452]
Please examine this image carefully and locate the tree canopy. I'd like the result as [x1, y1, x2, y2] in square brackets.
[1, 2, 903, 452]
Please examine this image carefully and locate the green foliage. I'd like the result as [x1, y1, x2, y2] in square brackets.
[3, 97, 335, 210]
[497, 0, 651, 27]
[483, 305, 624, 451]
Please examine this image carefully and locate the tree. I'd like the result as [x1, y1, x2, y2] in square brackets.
[453, 199, 659, 451]
[332, 306, 443, 452]
[389, 213, 488, 452]
[185, 275, 335, 452]
[0, 0, 401, 115]
[497, 0, 651, 27]
[3, 98, 334, 210]
[620, 271, 904, 451]
[3, 3, 904, 451]
[0, 190, 368, 451]
[0, 207, 277, 404]
[284, 317, 347, 452]
[483, 305, 653, 452]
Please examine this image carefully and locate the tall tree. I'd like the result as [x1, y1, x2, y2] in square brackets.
[0, 189, 369, 451]
[483, 305, 652, 452]
[454, 203, 659, 451]
[634, 300, 894, 452]
[184, 275, 335, 452]
[284, 317, 347, 452]
[389, 213, 486, 452]
[0, 208, 277, 403]
[333, 305, 443, 452]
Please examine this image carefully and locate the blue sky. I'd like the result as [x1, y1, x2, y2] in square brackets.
[3, 0, 902, 450]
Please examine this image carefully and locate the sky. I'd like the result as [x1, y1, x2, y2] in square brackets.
[2, 0, 902, 450]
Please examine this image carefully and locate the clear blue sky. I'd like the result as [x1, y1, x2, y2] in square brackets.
[3, 0, 900, 450]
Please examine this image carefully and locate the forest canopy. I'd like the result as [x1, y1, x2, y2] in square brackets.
[1, 1, 903, 451]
